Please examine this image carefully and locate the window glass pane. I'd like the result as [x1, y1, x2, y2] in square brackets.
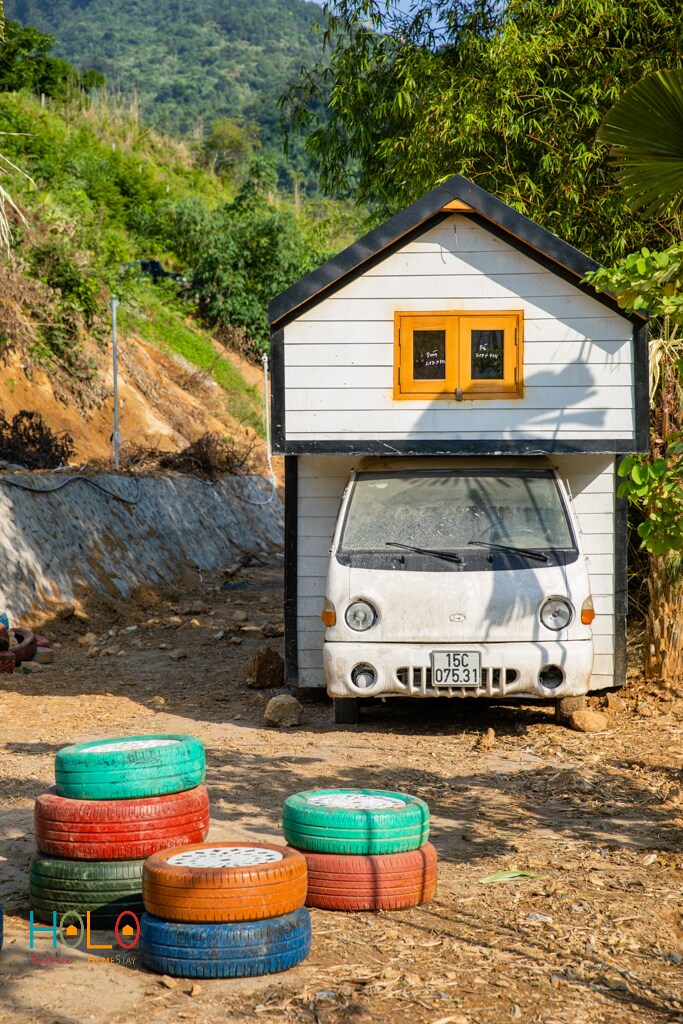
[471, 329, 504, 380]
[413, 329, 446, 380]
[340, 471, 574, 553]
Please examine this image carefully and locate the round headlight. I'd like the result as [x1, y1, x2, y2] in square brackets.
[345, 600, 377, 632]
[539, 597, 573, 631]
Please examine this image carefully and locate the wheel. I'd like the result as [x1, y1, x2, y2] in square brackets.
[34, 785, 210, 859]
[302, 843, 438, 912]
[10, 628, 37, 665]
[55, 734, 205, 800]
[0, 651, 14, 673]
[282, 788, 430, 855]
[140, 907, 312, 978]
[142, 842, 307, 923]
[29, 854, 144, 926]
[334, 698, 360, 725]
[555, 695, 586, 724]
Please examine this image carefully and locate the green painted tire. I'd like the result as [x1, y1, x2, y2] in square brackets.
[29, 854, 144, 926]
[55, 735, 205, 800]
[282, 789, 430, 855]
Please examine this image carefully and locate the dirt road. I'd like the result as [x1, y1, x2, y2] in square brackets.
[1, 564, 682, 1024]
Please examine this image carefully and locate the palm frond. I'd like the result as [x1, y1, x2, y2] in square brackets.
[598, 70, 683, 218]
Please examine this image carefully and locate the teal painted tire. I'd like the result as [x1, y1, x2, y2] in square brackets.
[55, 735, 205, 800]
[282, 789, 430, 855]
[29, 854, 144, 926]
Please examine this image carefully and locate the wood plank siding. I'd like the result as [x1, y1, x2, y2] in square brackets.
[283, 217, 634, 443]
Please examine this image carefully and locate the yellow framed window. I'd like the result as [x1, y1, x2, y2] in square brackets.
[394, 311, 523, 400]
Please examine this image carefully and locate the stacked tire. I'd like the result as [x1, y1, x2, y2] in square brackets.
[283, 789, 437, 912]
[139, 842, 311, 978]
[30, 735, 208, 928]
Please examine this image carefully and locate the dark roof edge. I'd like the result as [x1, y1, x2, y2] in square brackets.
[268, 174, 645, 327]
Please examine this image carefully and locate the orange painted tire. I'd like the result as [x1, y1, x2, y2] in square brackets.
[300, 843, 437, 912]
[143, 842, 307, 923]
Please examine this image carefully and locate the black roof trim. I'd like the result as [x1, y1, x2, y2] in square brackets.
[268, 175, 644, 327]
[273, 438, 648, 457]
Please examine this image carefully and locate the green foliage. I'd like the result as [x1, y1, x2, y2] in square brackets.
[283, 0, 683, 261]
[618, 449, 683, 555]
[179, 161, 331, 352]
[598, 70, 683, 219]
[28, 238, 101, 324]
[5, 0, 324, 184]
[0, 18, 103, 98]
[200, 118, 260, 179]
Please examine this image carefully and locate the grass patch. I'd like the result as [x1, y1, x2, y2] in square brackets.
[118, 283, 263, 435]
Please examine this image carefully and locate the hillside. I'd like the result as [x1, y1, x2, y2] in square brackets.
[4, 0, 324, 153]
[0, 85, 362, 468]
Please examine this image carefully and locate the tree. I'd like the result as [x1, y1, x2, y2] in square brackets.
[200, 117, 260, 179]
[283, 0, 683, 262]
[0, 19, 104, 99]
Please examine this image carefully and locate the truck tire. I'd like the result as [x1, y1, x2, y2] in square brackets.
[283, 789, 430, 855]
[334, 699, 360, 725]
[555, 695, 586, 724]
[55, 734, 205, 800]
[10, 629, 37, 665]
[140, 907, 311, 978]
[143, 842, 307, 923]
[302, 843, 437, 911]
[35, 785, 210, 860]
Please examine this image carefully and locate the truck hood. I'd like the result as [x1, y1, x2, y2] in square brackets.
[325, 561, 592, 644]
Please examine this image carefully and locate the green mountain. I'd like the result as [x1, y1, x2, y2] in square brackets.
[4, 0, 324, 147]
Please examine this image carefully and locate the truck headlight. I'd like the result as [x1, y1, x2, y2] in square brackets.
[539, 597, 573, 631]
[345, 600, 377, 632]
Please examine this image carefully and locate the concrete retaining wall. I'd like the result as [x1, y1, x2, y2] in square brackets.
[0, 472, 283, 619]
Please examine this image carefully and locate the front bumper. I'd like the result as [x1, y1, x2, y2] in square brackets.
[324, 640, 594, 699]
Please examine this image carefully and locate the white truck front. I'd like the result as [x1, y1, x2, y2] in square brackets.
[321, 459, 595, 723]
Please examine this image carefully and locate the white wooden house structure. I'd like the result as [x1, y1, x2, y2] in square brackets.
[269, 176, 648, 696]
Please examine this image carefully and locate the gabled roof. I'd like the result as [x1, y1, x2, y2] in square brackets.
[268, 174, 644, 328]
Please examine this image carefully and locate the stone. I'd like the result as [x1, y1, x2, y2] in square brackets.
[189, 618, 201, 628]
[167, 616, 183, 627]
[170, 649, 187, 661]
[33, 648, 54, 664]
[264, 694, 303, 727]
[231, 609, 249, 623]
[246, 645, 284, 689]
[476, 727, 496, 752]
[261, 622, 285, 638]
[56, 603, 76, 620]
[568, 709, 611, 733]
[21, 661, 43, 673]
[78, 632, 98, 646]
[606, 692, 627, 713]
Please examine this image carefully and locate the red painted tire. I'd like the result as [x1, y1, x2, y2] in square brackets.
[35, 635, 51, 649]
[11, 629, 37, 665]
[0, 651, 14, 673]
[299, 843, 438, 912]
[0, 625, 8, 652]
[34, 785, 210, 860]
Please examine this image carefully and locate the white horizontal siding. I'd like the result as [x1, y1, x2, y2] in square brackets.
[283, 216, 635, 443]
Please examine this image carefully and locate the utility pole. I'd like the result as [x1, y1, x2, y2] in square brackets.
[110, 296, 121, 470]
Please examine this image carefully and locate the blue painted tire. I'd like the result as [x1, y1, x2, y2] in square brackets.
[55, 735, 205, 800]
[140, 907, 311, 978]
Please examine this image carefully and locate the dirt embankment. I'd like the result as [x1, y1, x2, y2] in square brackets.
[1, 564, 682, 1024]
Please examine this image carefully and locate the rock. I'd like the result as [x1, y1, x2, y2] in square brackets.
[575, 777, 595, 793]
[262, 622, 285, 638]
[145, 618, 160, 627]
[57, 603, 76, 620]
[246, 645, 284, 689]
[606, 692, 627, 713]
[213, 630, 225, 640]
[264, 694, 303, 727]
[78, 632, 98, 646]
[159, 976, 177, 990]
[189, 618, 201, 628]
[33, 648, 54, 664]
[476, 727, 496, 752]
[189, 983, 202, 997]
[231, 609, 249, 623]
[86, 647, 100, 659]
[568, 709, 611, 733]
[21, 661, 43, 673]
[167, 616, 183, 628]
[170, 649, 187, 661]
[229, 636, 242, 646]
[181, 601, 207, 615]
[158, 643, 169, 650]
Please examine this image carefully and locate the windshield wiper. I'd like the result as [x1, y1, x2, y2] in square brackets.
[385, 541, 463, 564]
[467, 541, 549, 563]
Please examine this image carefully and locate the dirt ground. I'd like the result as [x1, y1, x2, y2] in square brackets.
[1, 563, 682, 1024]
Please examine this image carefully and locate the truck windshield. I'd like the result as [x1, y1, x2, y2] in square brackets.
[339, 470, 575, 559]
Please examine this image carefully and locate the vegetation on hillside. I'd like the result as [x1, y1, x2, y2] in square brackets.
[5, 0, 326, 189]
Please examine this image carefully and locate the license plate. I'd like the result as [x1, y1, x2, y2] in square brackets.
[431, 651, 481, 687]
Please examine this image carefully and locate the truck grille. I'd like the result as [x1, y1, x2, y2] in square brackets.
[394, 666, 518, 698]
